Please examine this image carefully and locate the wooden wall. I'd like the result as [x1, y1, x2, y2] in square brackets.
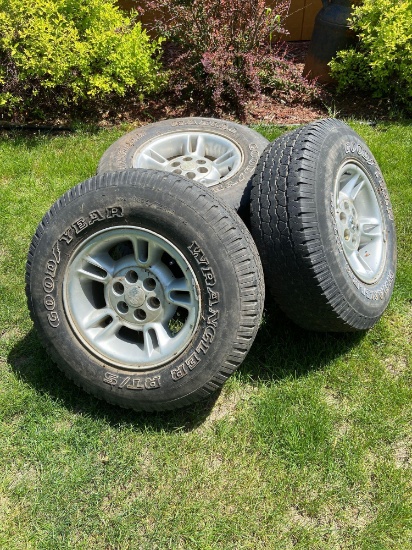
[286, 0, 322, 40]
[117, 0, 322, 41]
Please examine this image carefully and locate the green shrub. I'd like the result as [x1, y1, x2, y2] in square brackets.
[0, 0, 166, 116]
[143, 0, 319, 119]
[329, 0, 412, 112]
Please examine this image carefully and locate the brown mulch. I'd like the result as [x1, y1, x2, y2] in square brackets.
[95, 41, 390, 128]
[97, 41, 325, 127]
[244, 41, 391, 125]
[246, 40, 326, 125]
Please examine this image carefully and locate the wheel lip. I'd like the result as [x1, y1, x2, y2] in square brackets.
[132, 130, 244, 187]
[334, 160, 387, 284]
[62, 226, 202, 371]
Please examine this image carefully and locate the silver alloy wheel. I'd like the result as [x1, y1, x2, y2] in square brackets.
[133, 132, 243, 186]
[334, 162, 386, 283]
[63, 227, 201, 369]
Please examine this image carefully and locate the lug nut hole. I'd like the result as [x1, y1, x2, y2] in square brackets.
[339, 212, 347, 223]
[148, 297, 161, 309]
[125, 270, 138, 283]
[143, 277, 156, 291]
[134, 309, 147, 321]
[113, 282, 124, 295]
[118, 301, 128, 314]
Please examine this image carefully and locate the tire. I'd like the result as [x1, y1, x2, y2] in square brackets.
[97, 117, 269, 217]
[250, 119, 396, 332]
[26, 169, 264, 411]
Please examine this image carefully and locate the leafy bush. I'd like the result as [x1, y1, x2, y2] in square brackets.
[142, 0, 318, 118]
[0, 0, 166, 116]
[329, 0, 412, 112]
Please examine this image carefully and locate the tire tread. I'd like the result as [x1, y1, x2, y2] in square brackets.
[250, 119, 388, 332]
[26, 169, 264, 411]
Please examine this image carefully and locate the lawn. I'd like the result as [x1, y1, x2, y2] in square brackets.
[0, 121, 411, 549]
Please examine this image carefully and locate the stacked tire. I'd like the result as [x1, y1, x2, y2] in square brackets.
[26, 117, 396, 411]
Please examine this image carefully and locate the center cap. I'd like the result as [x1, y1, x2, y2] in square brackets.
[125, 286, 145, 308]
[181, 160, 198, 171]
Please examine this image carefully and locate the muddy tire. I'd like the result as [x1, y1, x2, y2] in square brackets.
[26, 169, 264, 411]
[250, 119, 396, 332]
[97, 117, 269, 217]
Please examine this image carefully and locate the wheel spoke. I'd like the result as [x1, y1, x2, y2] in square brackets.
[131, 238, 163, 267]
[143, 323, 170, 356]
[168, 293, 192, 308]
[183, 135, 193, 155]
[198, 165, 221, 184]
[349, 250, 374, 276]
[360, 238, 382, 263]
[153, 323, 171, 352]
[77, 266, 107, 283]
[93, 317, 123, 343]
[166, 278, 193, 308]
[212, 151, 234, 176]
[340, 174, 364, 201]
[83, 308, 113, 329]
[351, 180, 365, 201]
[78, 253, 114, 282]
[194, 135, 206, 157]
[139, 151, 168, 169]
[166, 278, 190, 293]
[147, 240, 165, 266]
[359, 217, 381, 241]
[132, 238, 149, 264]
[143, 327, 155, 357]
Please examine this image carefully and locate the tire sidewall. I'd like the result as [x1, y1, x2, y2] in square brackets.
[315, 126, 396, 316]
[98, 117, 268, 213]
[29, 176, 246, 409]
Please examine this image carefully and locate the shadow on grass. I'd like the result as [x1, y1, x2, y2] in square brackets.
[0, 124, 102, 147]
[8, 328, 221, 433]
[8, 304, 364, 432]
[239, 301, 365, 384]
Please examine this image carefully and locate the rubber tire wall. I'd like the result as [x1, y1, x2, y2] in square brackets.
[97, 117, 269, 217]
[26, 169, 264, 411]
[250, 119, 396, 332]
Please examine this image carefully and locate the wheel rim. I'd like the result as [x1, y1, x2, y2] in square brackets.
[63, 227, 201, 369]
[133, 132, 243, 187]
[334, 162, 386, 284]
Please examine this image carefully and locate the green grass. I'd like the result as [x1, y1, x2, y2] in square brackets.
[0, 121, 411, 549]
